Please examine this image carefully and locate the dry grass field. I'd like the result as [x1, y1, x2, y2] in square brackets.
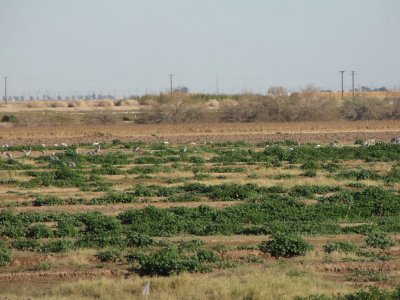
[0, 120, 400, 146]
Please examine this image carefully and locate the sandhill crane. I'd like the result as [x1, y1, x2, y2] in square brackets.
[49, 152, 59, 161]
[23, 149, 32, 157]
[88, 144, 101, 156]
[6, 152, 13, 159]
[363, 139, 376, 146]
[391, 136, 400, 144]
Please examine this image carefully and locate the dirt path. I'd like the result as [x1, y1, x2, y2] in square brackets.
[1, 121, 399, 145]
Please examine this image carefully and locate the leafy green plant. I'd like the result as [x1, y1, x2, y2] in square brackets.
[259, 234, 312, 258]
[365, 231, 395, 249]
[12, 238, 40, 251]
[324, 241, 357, 254]
[1, 114, 17, 123]
[0, 241, 12, 266]
[26, 224, 53, 239]
[96, 249, 122, 262]
[126, 232, 155, 247]
[40, 239, 74, 253]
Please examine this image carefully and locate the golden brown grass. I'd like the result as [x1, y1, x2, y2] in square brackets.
[0, 264, 353, 300]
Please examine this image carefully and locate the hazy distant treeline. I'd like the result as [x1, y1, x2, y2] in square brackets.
[137, 87, 400, 124]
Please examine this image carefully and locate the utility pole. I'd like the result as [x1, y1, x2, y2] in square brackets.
[168, 74, 174, 95]
[3, 76, 7, 104]
[351, 71, 356, 100]
[339, 71, 345, 99]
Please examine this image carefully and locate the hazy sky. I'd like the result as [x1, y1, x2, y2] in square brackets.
[1, 0, 400, 97]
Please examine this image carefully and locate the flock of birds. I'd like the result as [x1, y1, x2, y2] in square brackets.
[0, 136, 399, 165]
[0, 142, 103, 167]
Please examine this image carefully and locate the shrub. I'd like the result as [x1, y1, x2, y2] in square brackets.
[40, 239, 74, 253]
[133, 246, 211, 276]
[0, 241, 12, 266]
[324, 241, 357, 254]
[303, 169, 317, 177]
[12, 238, 40, 251]
[33, 195, 64, 206]
[96, 249, 122, 262]
[126, 232, 155, 247]
[365, 231, 395, 249]
[1, 114, 17, 123]
[259, 234, 312, 258]
[79, 212, 124, 247]
[26, 224, 53, 239]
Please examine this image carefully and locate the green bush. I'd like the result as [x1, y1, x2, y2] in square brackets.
[26, 224, 53, 239]
[79, 212, 124, 247]
[0, 241, 12, 266]
[365, 231, 395, 249]
[324, 241, 357, 254]
[12, 238, 40, 251]
[126, 232, 155, 247]
[33, 195, 65, 206]
[96, 249, 122, 262]
[1, 114, 17, 123]
[259, 234, 312, 258]
[40, 239, 74, 253]
[133, 246, 212, 276]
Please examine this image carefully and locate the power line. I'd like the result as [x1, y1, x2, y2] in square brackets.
[168, 74, 174, 95]
[2, 76, 7, 104]
[339, 71, 345, 99]
[351, 71, 356, 100]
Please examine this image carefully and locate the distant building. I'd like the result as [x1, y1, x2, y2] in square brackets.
[173, 86, 189, 94]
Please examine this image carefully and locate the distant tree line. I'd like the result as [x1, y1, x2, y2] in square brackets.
[136, 86, 400, 123]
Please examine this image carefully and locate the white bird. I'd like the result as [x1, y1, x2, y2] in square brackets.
[183, 146, 187, 153]
[163, 141, 169, 145]
[391, 136, 400, 144]
[315, 144, 321, 148]
[50, 152, 59, 161]
[54, 143, 58, 147]
[363, 139, 376, 147]
[93, 142, 100, 146]
[68, 162, 76, 167]
[41, 144, 46, 148]
[61, 143, 68, 147]
[190, 142, 196, 145]
[23, 149, 32, 157]
[134, 146, 140, 152]
[288, 147, 294, 151]
[142, 282, 151, 298]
